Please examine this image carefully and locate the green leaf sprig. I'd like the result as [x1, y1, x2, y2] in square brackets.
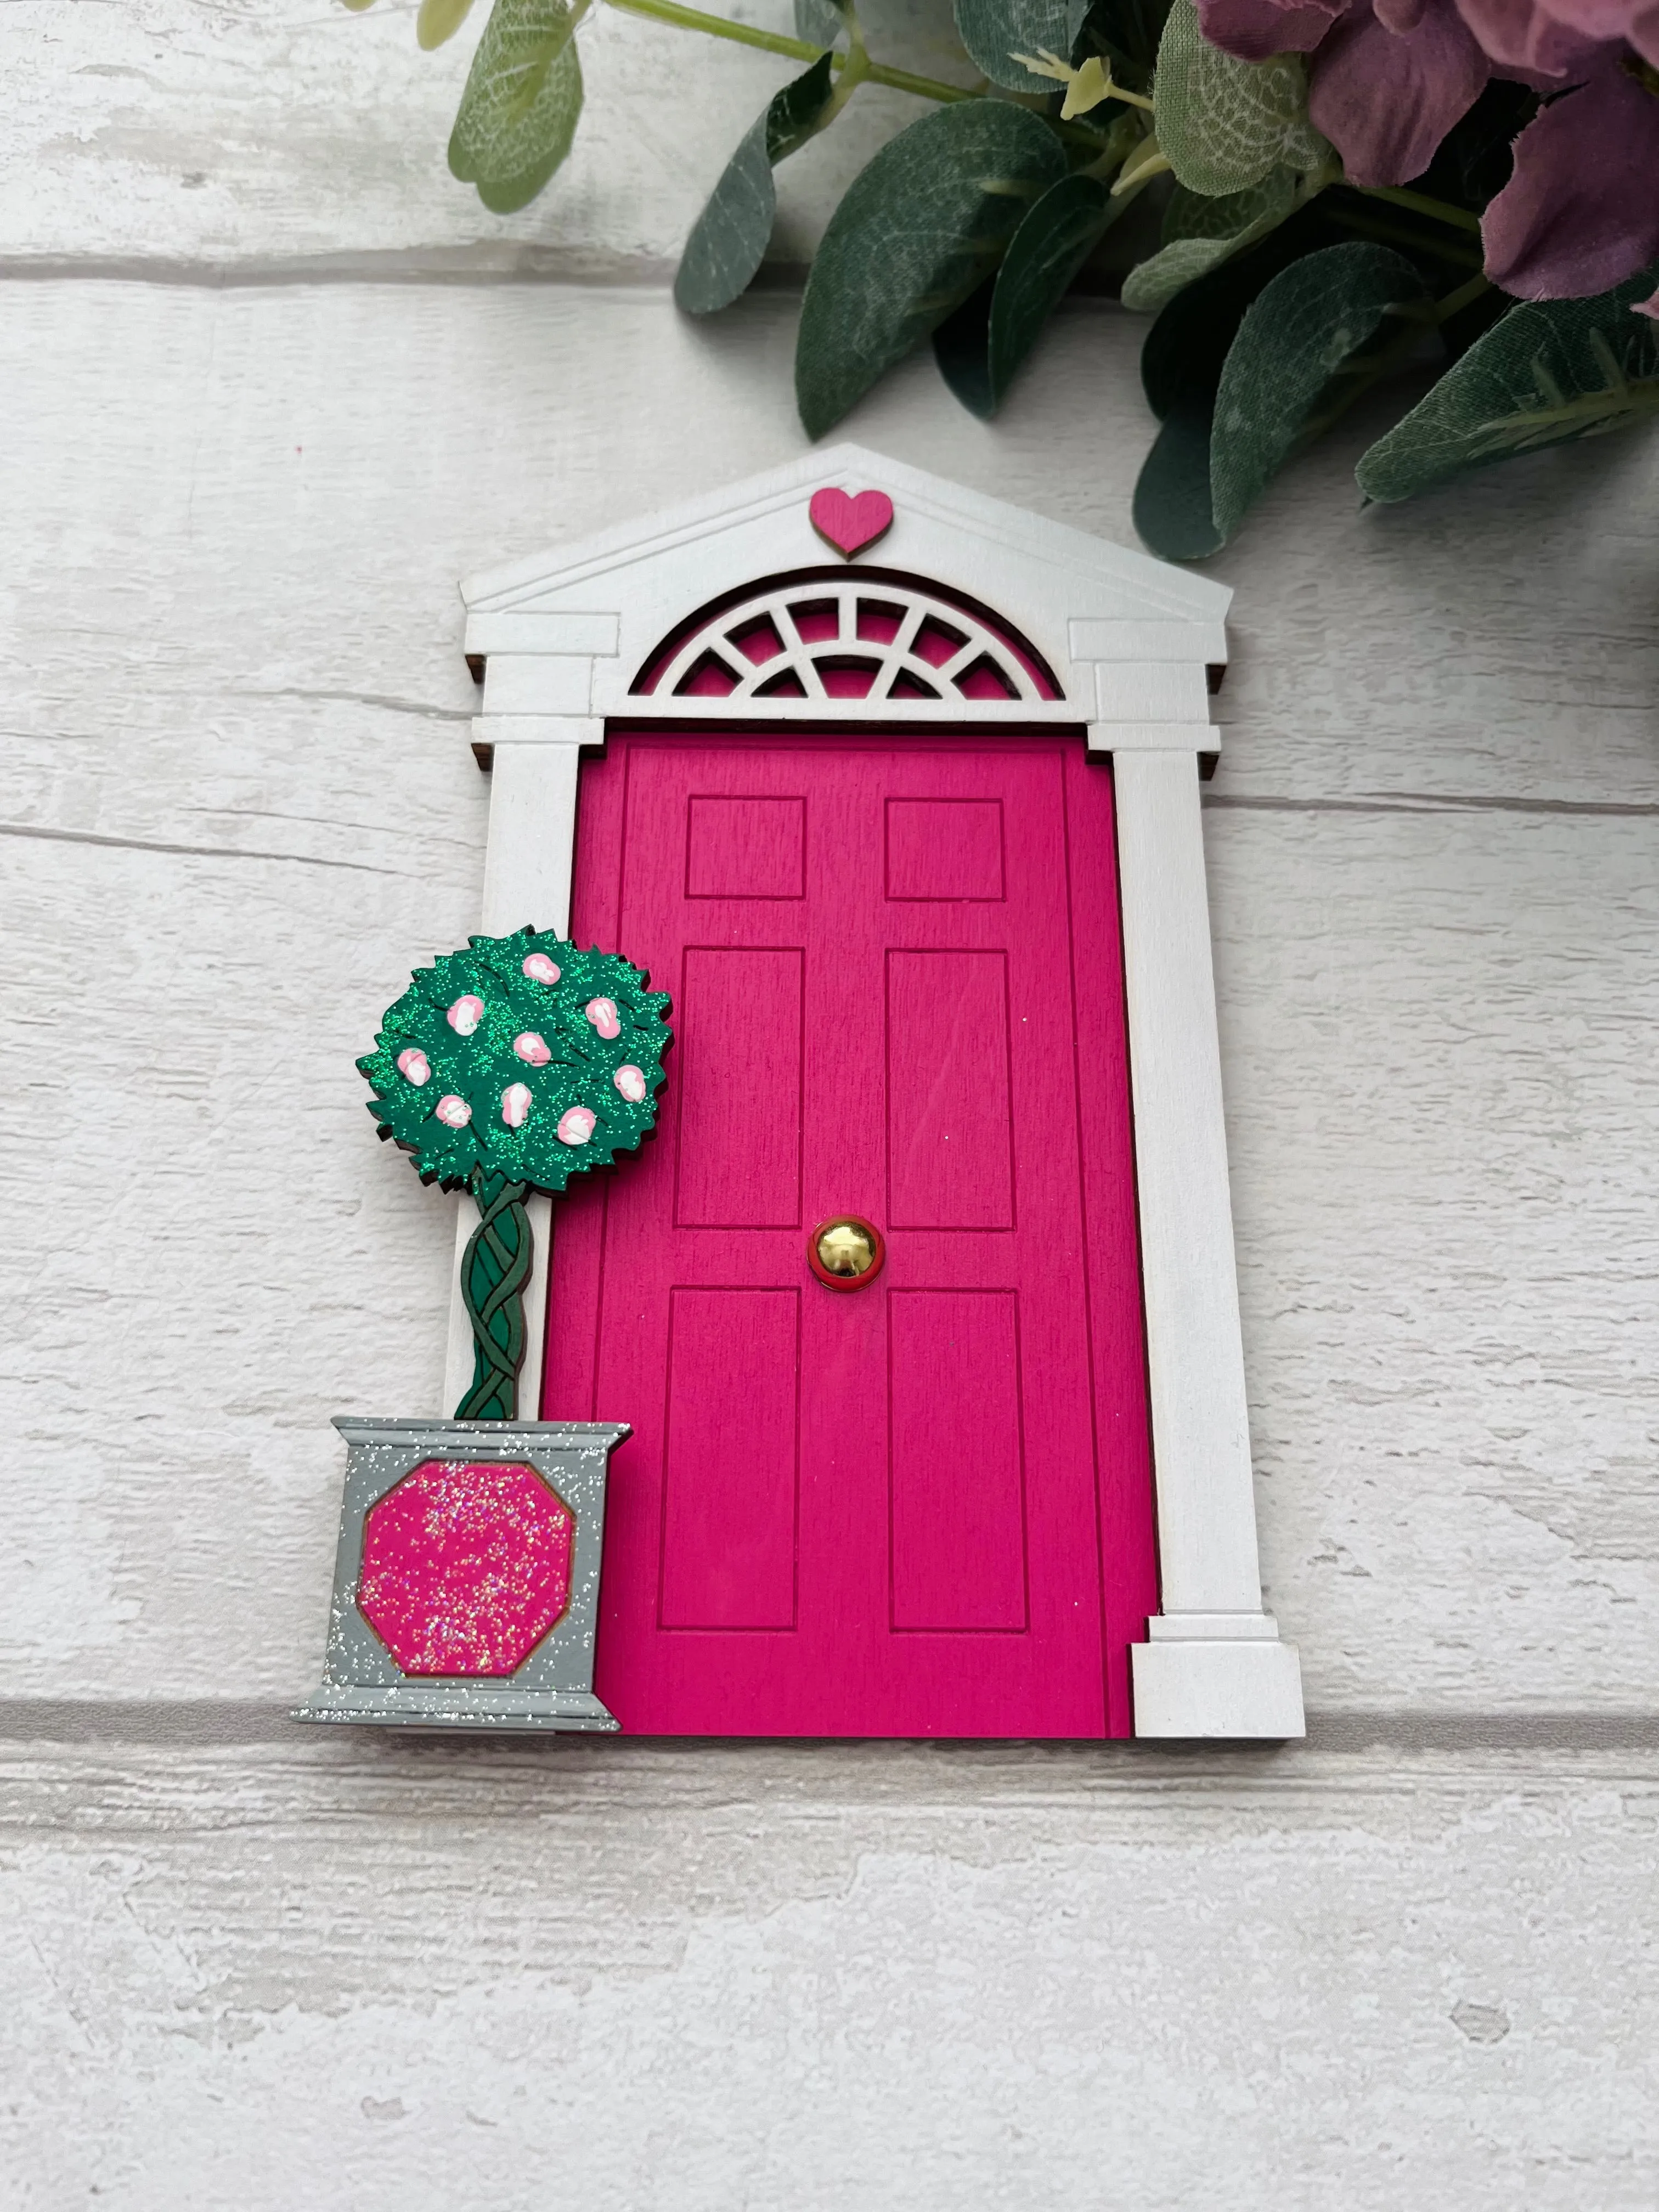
[345, 0, 1658, 555]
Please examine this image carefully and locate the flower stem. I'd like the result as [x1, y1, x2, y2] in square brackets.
[817, 0, 871, 123]
[1355, 184, 1483, 236]
[1431, 270, 1494, 321]
[1325, 206, 1483, 268]
[600, 0, 979, 104]
[1076, 109, 1142, 181]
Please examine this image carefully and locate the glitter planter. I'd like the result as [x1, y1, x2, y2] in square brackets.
[294, 1415, 627, 1730]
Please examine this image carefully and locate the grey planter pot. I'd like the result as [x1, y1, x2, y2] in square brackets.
[293, 1415, 628, 1731]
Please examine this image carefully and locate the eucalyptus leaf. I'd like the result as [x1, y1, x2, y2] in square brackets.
[1153, 0, 1326, 195]
[448, 0, 583, 213]
[765, 49, 839, 161]
[936, 173, 1120, 415]
[955, 0, 1076, 92]
[1132, 200, 1347, 556]
[1133, 402, 1225, 559]
[1121, 168, 1295, 312]
[676, 54, 837, 315]
[1072, 0, 1172, 88]
[794, 0, 849, 44]
[418, 0, 476, 49]
[1139, 199, 1345, 417]
[1211, 243, 1428, 538]
[796, 100, 1068, 438]
[932, 280, 998, 417]
[990, 173, 1120, 396]
[1357, 266, 1659, 504]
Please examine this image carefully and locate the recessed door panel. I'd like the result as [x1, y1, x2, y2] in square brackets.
[885, 949, 1015, 1232]
[885, 798, 1005, 900]
[686, 794, 805, 899]
[888, 1290, 1026, 1632]
[674, 946, 803, 1229]
[660, 1287, 799, 1630]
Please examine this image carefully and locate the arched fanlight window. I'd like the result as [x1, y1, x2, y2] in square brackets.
[631, 569, 1063, 706]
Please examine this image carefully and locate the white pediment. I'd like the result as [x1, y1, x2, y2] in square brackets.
[459, 444, 1230, 724]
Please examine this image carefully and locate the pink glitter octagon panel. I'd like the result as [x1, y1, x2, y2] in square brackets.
[356, 1459, 574, 1677]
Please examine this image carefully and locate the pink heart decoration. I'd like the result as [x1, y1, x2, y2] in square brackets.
[809, 487, 894, 560]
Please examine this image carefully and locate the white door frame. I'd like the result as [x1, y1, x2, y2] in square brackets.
[438, 447, 1304, 1741]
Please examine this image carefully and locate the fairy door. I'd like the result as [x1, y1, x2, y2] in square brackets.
[546, 729, 1157, 1736]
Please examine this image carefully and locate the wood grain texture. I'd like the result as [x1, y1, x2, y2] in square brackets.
[1, 0, 967, 274]
[7, 19, 1659, 2191]
[4, 279, 1658, 1710]
[1215, 805, 1659, 1706]
[1, 1738, 1656, 2206]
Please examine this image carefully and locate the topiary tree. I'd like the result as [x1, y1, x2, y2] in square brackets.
[358, 924, 672, 1421]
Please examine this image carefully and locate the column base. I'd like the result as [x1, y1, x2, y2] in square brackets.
[293, 1685, 618, 1731]
[1132, 1618, 1306, 1739]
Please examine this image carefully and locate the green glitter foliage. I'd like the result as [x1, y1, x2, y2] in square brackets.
[358, 927, 673, 1421]
[358, 927, 673, 1202]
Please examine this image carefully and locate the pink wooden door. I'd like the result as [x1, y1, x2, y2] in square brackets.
[546, 732, 1156, 1736]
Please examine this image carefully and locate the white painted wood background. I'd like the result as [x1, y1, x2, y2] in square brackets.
[3, 1, 1657, 2201]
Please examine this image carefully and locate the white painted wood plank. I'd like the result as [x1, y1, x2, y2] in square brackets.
[4, 281, 1658, 1708]
[7, 283, 1655, 810]
[1, 0, 967, 270]
[2, 730, 1654, 1702]
[1, 1740, 1655, 2206]
[1210, 803, 1659, 1710]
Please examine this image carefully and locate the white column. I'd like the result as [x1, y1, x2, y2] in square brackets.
[441, 721, 594, 1424]
[1107, 742, 1305, 1739]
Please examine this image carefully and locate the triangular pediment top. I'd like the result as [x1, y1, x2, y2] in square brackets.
[460, 444, 1231, 633]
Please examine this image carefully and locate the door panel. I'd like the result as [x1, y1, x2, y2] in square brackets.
[888, 1289, 1026, 1632]
[548, 731, 1156, 1737]
[659, 1287, 799, 1630]
[686, 794, 805, 900]
[884, 798, 1005, 901]
[885, 949, 1015, 1231]
[673, 946, 803, 1228]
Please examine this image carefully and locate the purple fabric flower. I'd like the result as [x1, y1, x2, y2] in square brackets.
[1481, 57, 1659, 294]
[1307, 0, 1493, 182]
[1199, 0, 1496, 183]
[1453, 0, 1659, 68]
[1197, 0, 1659, 298]
[1194, 0, 1347, 58]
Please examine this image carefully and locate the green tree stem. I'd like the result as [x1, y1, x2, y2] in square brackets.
[457, 1171, 533, 1422]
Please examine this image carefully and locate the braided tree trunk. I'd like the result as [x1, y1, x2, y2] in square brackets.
[455, 1170, 534, 1421]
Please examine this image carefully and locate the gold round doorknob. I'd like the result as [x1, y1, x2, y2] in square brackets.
[809, 1215, 885, 1290]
